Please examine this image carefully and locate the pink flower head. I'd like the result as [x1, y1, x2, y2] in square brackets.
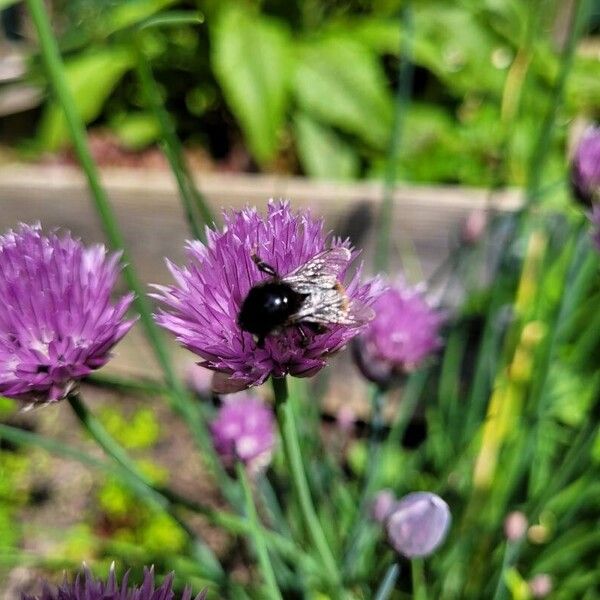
[353, 280, 443, 386]
[210, 394, 276, 473]
[0, 224, 135, 406]
[153, 201, 378, 392]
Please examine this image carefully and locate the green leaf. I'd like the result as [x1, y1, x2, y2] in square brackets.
[37, 47, 135, 151]
[293, 113, 359, 180]
[292, 36, 393, 150]
[0, 0, 19, 9]
[211, 4, 292, 164]
[110, 112, 161, 150]
[102, 0, 179, 35]
[138, 10, 205, 30]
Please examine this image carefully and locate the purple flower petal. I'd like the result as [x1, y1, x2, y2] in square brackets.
[22, 564, 206, 600]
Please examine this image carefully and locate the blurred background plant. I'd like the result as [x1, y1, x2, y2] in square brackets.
[0, 0, 598, 192]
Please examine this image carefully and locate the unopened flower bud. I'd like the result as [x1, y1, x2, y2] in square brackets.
[504, 511, 528, 542]
[385, 491, 451, 558]
[528, 574, 552, 598]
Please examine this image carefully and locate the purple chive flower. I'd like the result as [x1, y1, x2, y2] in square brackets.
[153, 200, 378, 392]
[352, 281, 443, 387]
[210, 394, 276, 473]
[571, 125, 600, 207]
[0, 224, 135, 406]
[23, 565, 205, 600]
[385, 491, 451, 558]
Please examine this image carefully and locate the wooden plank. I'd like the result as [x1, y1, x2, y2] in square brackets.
[0, 163, 522, 382]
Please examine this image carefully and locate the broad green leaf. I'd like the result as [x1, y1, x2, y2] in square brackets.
[0, 0, 19, 9]
[37, 47, 134, 151]
[293, 113, 359, 180]
[211, 4, 292, 164]
[292, 36, 393, 150]
[110, 112, 161, 150]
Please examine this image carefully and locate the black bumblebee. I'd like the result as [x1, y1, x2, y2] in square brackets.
[238, 247, 373, 348]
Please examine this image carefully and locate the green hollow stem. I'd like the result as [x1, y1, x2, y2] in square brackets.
[24, 0, 235, 504]
[492, 540, 523, 600]
[374, 3, 414, 274]
[374, 563, 401, 600]
[0, 420, 316, 572]
[526, 0, 589, 203]
[271, 376, 341, 587]
[133, 37, 214, 240]
[65, 393, 224, 580]
[411, 559, 427, 600]
[236, 462, 283, 600]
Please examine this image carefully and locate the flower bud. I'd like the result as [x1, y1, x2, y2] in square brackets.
[504, 511, 528, 542]
[385, 491, 451, 558]
[528, 574, 552, 598]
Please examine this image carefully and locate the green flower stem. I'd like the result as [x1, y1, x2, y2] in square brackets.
[0, 418, 315, 573]
[236, 462, 283, 600]
[342, 369, 429, 577]
[66, 393, 224, 579]
[374, 563, 401, 600]
[271, 376, 341, 587]
[492, 539, 524, 600]
[526, 0, 589, 203]
[133, 37, 214, 241]
[85, 372, 167, 395]
[411, 559, 427, 600]
[374, 3, 414, 274]
[24, 0, 234, 503]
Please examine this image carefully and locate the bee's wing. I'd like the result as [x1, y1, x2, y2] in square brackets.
[283, 247, 352, 294]
[291, 287, 374, 326]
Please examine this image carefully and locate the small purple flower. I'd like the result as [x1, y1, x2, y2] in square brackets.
[571, 125, 600, 207]
[353, 281, 443, 387]
[385, 491, 451, 558]
[0, 224, 135, 406]
[23, 565, 205, 600]
[153, 200, 378, 392]
[210, 393, 276, 473]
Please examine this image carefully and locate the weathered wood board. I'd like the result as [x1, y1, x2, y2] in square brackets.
[0, 163, 522, 387]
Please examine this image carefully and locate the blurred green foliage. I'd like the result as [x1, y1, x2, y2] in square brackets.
[24, 0, 599, 188]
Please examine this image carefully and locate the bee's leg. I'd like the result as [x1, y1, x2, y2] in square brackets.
[296, 324, 310, 348]
[254, 334, 266, 349]
[251, 253, 278, 277]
